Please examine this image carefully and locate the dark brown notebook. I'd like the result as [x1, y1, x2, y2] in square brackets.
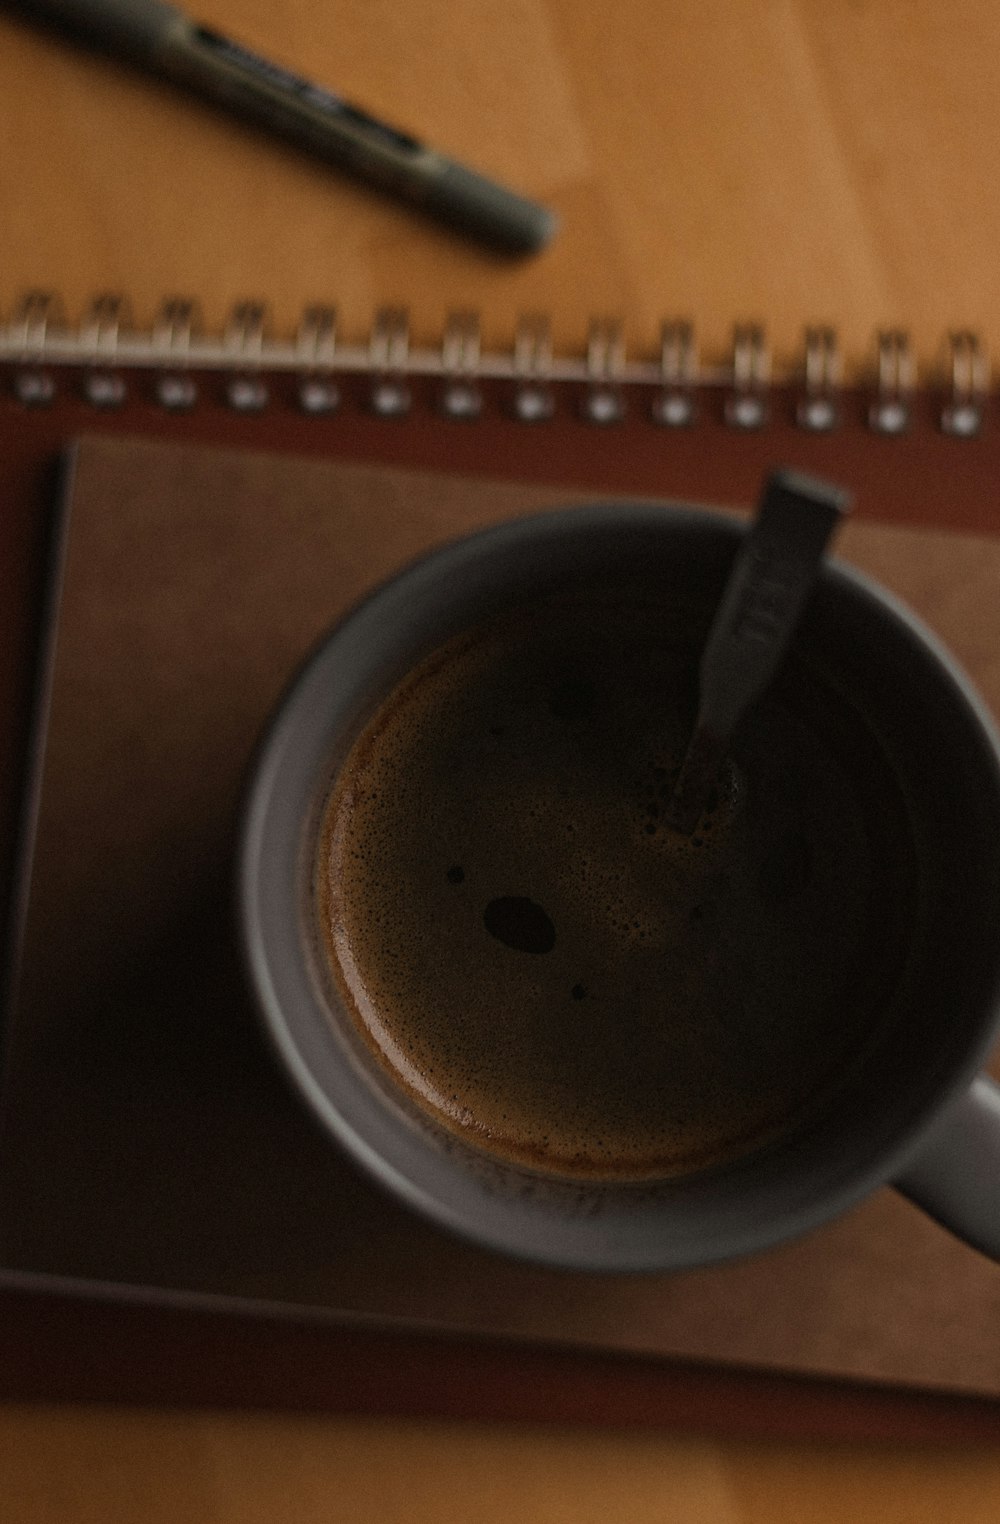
[3, 432, 999, 1431]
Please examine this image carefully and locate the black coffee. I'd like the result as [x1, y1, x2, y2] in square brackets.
[315, 592, 915, 1180]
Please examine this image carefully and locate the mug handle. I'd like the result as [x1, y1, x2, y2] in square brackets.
[893, 1075, 1000, 1261]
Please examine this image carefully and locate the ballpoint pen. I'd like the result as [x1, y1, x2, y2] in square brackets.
[8, 0, 558, 256]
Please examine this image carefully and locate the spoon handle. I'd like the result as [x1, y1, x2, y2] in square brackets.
[666, 469, 851, 834]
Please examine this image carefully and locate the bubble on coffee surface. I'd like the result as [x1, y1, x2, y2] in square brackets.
[316, 596, 900, 1180]
[483, 896, 556, 954]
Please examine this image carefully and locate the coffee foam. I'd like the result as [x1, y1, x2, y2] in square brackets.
[315, 596, 907, 1180]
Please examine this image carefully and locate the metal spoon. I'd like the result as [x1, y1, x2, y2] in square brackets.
[664, 468, 851, 835]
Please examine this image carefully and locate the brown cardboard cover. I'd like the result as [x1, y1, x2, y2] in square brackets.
[3, 433, 999, 1404]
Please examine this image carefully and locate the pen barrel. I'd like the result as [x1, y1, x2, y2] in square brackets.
[423, 161, 557, 256]
[13, 0, 557, 256]
[161, 26, 557, 256]
[13, 0, 179, 63]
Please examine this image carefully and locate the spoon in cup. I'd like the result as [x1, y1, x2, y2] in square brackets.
[664, 468, 852, 836]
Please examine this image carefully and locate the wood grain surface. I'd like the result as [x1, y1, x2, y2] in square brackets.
[2, 0, 1000, 1517]
[1, 0, 999, 368]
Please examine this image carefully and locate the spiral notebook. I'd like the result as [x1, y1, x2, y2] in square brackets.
[0, 294, 997, 523]
[1, 296, 1000, 1439]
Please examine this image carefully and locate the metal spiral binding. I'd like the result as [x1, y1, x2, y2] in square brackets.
[512, 314, 554, 421]
[80, 293, 131, 408]
[224, 302, 269, 412]
[869, 330, 912, 434]
[153, 297, 201, 410]
[651, 321, 697, 427]
[369, 307, 411, 416]
[8, 291, 63, 405]
[940, 330, 987, 437]
[725, 324, 769, 429]
[581, 318, 626, 424]
[0, 296, 992, 438]
[296, 305, 339, 415]
[440, 311, 483, 420]
[797, 327, 840, 432]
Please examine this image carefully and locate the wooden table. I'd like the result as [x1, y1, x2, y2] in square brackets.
[2, 0, 1000, 1516]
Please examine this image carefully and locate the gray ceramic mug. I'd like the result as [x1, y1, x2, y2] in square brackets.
[239, 504, 1000, 1271]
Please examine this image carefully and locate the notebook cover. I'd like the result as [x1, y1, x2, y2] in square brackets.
[2, 432, 998, 1438]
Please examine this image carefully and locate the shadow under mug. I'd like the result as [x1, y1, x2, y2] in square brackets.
[239, 504, 1000, 1271]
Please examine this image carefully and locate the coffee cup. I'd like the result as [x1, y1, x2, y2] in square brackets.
[238, 503, 1000, 1270]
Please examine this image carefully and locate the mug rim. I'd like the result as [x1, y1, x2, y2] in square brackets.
[238, 501, 1000, 1271]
